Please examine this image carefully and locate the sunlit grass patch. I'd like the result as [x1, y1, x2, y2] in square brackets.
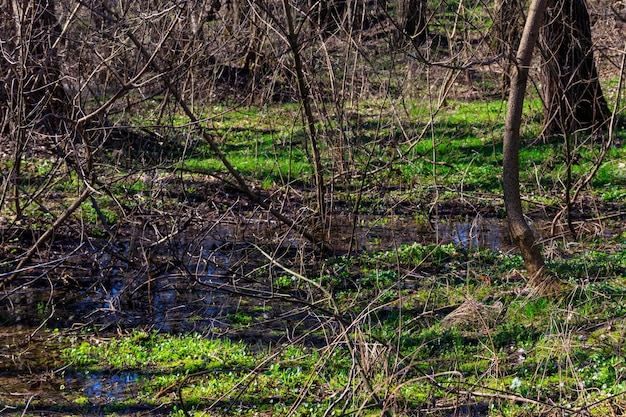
[61, 331, 363, 416]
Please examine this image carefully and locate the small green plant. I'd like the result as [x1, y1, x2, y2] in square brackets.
[361, 269, 397, 287]
[522, 297, 550, 320]
[274, 274, 295, 289]
[229, 311, 253, 326]
[380, 242, 460, 268]
[36, 301, 48, 318]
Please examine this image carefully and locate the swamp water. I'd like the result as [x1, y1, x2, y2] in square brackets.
[0, 215, 517, 412]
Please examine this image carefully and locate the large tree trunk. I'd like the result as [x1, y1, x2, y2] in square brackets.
[539, 0, 609, 136]
[503, 0, 556, 291]
[492, 0, 524, 91]
[397, 0, 428, 46]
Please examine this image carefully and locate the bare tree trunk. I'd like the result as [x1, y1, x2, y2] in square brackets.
[503, 0, 557, 291]
[492, 0, 524, 91]
[539, 0, 609, 136]
[282, 0, 327, 228]
[1, 0, 68, 218]
[397, 0, 427, 46]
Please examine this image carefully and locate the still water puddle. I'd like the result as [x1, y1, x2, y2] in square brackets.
[4, 215, 515, 330]
[63, 371, 140, 401]
[326, 215, 512, 252]
[433, 217, 507, 251]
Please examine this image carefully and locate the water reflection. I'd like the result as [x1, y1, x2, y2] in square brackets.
[433, 218, 505, 251]
[2, 215, 515, 331]
[326, 215, 512, 253]
[64, 371, 139, 401]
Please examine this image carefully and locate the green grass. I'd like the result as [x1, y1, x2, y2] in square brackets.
[114, 97, 623, 212]
[4, 95, 626, 229]
[59, 331, 356, 416]
[37, 240, 623, 416]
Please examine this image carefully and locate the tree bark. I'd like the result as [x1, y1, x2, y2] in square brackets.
[539, 0, 609, 136]
[397, 0, 428, 46]
[492, 0, 524, 91]
[503, 0, 553, 289]
[9, 0, 68, 130]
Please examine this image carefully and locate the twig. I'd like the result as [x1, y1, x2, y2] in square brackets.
[612, 3, 626, 22]
[1, 187, 93, 288]
[20, 395, 36, 417]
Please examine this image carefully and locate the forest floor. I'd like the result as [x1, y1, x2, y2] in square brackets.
[1, 2, 626, 415]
